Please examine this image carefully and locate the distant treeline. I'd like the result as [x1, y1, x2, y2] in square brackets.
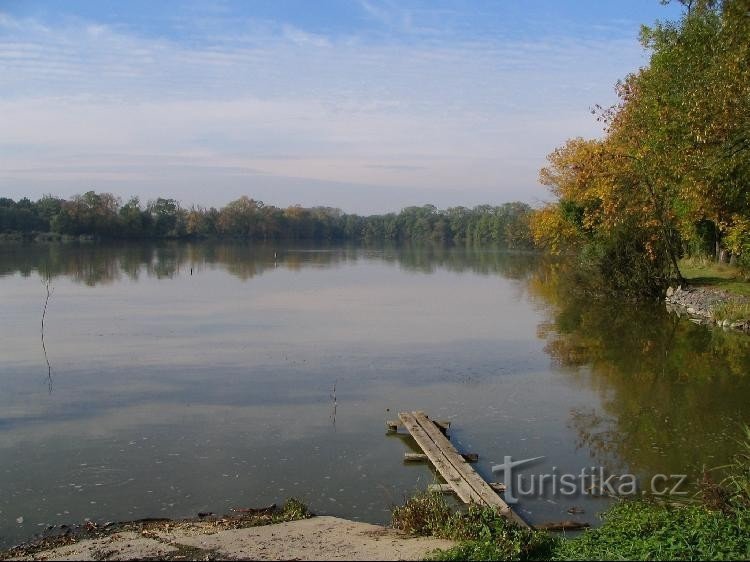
[0, 192, 534, 247]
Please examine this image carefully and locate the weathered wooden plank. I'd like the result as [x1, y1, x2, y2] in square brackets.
[397, 411, 527, 527]
[388, 419, 451, 434]
[429, 482, 506, 494]
[398, 412, 482, 504]
[404, 452, 478, 463]
[412, 411, 528, 528]
[404, 453, 429, 462]
[428, 483, 455, 493]
[417, 413, 528, 528]
[412, 412, 498, 505]
[433, 420, 451, 434]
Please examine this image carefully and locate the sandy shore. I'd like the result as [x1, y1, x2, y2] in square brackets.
[4, 516, 455, 561]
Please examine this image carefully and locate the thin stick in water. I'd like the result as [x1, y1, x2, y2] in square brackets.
[41, 275, 54, 393]
[330, 379, 337, 429]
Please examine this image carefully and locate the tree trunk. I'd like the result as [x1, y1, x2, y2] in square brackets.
[715, 228, 721, 261]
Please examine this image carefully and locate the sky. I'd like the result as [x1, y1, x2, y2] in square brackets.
[0, 0, 683, 214]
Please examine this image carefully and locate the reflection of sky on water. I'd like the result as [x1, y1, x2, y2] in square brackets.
[2, 260, 540, 368]
[1, 244, 749, 547]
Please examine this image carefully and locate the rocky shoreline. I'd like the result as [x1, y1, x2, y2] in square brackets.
[665, 285, 750, 331]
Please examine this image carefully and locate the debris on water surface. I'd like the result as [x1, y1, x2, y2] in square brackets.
[537, 520, 591, 532]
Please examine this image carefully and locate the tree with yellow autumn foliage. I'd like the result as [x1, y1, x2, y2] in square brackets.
[533, 0, 750, 295]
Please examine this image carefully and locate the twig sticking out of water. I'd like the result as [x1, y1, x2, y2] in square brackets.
[41, 275, 54, 393]
[330, 379, 337, 430]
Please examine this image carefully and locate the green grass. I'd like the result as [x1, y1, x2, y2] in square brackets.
[392, 491, 557, 561]
[413, 496, 750, 562]
[398, 427, 750, 561]
[712, 301, 750, 323]
[553, 500, 750, 561]
[679, 257, 750, 296]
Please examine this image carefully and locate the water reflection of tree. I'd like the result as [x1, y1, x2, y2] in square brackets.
[392, 244, 540, 278]
[529, 261, 750, 482]
[0, 241, 542, 286]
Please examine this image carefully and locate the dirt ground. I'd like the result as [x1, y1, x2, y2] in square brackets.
[4, 516, 455, 561]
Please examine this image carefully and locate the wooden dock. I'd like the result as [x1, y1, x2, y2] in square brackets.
[391, 411, 528, 528]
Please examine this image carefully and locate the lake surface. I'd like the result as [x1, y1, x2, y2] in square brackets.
[2, 242, 750, 547]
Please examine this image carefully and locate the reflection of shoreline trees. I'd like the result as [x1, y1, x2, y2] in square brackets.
[0, 242, 542, 286]
[529, 261, 750, 482]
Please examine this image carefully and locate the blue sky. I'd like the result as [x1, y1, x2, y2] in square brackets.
[0, 0, 682, 213]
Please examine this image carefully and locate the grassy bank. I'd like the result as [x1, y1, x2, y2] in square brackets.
[680, 257, 750, 297]
[393, 429, 750, 561]
[394, 493, 749, 561]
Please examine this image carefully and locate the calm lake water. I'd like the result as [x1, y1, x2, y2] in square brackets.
[1, 242, 750, 547]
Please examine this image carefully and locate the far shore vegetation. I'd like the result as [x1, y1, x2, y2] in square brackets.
[0, 194, 535, 249]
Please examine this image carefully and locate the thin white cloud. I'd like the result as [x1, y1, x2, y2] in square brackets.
[281, 24, 331, 48]
[0, 11, 645, 212]
[357, 0, 396, 28]
[356, 0, 450, 37]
